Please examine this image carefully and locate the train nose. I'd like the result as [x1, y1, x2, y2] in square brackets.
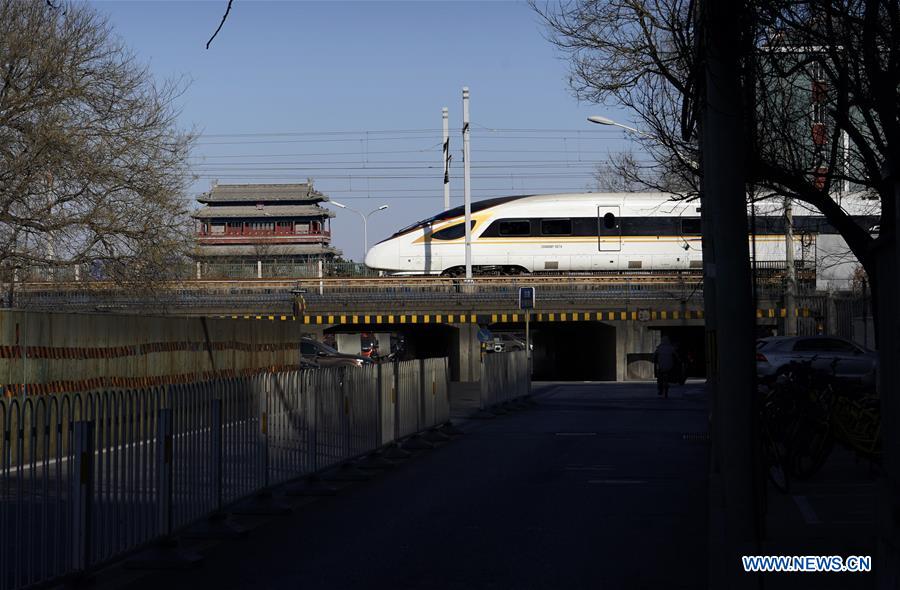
[365, 239, 399, 271]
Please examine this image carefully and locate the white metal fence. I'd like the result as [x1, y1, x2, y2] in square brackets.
[0, 358, 449, 590]
[480, 351, 531, 410]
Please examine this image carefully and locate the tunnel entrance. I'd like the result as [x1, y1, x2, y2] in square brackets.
[529, 322, 617, 381]
[322, 324, 461, 379]
[656, 326, 706, 378]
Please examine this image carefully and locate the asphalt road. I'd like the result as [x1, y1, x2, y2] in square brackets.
[113, 381, 710, 590]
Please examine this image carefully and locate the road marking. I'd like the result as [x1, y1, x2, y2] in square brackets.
[792, 495, 822, 525]
[554, 432, 597, 436]
[588, 479, 647, 485]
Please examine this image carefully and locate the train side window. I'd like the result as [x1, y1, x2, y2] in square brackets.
[541, 219, 572, 236]
[681, 218, 702, 235]
[602, 212, 617, 230]
[498, 220, 531, 236]
[432, 220, 475, 240]
[572, 218, 598, 236]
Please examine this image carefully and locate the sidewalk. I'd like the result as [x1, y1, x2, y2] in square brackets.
[761, 446, 877, 589]
[89, 381, 709, 590]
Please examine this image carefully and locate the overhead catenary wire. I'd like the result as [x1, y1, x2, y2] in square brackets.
[195, 126, 622, 138]
[189, 124, 650, 229]
[190, 148, 637, 159]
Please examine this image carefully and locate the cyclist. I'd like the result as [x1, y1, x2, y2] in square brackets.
[653, 336, 680, 398]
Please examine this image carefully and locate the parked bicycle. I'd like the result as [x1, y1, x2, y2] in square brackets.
[762, 356, 881, 481]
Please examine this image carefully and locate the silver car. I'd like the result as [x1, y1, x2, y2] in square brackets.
[756, 335, 878, 390]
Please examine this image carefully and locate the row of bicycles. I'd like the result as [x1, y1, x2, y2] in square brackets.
[759, 357, 881, 494]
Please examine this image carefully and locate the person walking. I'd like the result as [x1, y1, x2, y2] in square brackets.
[653, 336, 680, 398]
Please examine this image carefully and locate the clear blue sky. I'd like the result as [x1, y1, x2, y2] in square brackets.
[95, 0, 639, 261]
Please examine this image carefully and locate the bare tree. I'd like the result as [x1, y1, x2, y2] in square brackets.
[0, 0, 195, 294]
[534, 0, 897, 329]
[534, 0, 702, 195]
[533, 0, 895, 309]
[592, 154, 644, 192]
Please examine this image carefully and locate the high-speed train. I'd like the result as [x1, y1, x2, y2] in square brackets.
[364, 192, 879, 286]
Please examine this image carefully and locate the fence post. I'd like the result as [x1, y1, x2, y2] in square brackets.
[211, 399, 223, 511]
[72, 420, 94, 574]
[444, 357, 451, 422]
[418, 358, 426, 431]
[260, 374, 270, 489]
[341, 367, 351, 459]
[157, 408, 173, 538]
[393, 361, 401, 441]
[311, 371, 319, 471]
[480, 356, 487, 410]
[376, 363, 383, 448]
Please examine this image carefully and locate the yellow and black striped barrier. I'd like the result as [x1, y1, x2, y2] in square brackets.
[219, 308, 811, 325]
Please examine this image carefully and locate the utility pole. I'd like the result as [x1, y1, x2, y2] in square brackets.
[842, 130, 850, 196]
[784, 197, 797, 335]
[700, 0, 759, 587]
[462, 87, 473, 280]
[443, 107, 451, 211]
[876, 152, 900, 587]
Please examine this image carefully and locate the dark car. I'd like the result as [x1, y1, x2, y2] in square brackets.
[756, 335, 878, 390]
[300, 338, 373, 368]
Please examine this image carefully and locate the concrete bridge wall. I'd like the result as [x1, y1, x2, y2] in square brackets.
[0, 310, 304, 395]
[2, 300, 823, 394]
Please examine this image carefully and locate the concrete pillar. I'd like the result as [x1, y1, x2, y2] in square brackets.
[336, 333, 360, 354]
[616, 320, 661, 380]
[256, 260, 262, 279]
[615, 321, 626, 382]
[826, 290, 837, 335]
[456, 323, 480, 382]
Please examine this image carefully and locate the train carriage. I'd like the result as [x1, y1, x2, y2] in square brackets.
[364, 192, 878, 288]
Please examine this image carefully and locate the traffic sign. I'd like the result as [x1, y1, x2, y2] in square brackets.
[476, 326, 493, 343]
[518, 287, 535, 310]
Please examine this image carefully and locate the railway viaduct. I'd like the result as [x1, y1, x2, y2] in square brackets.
[12, 275, 813, 382]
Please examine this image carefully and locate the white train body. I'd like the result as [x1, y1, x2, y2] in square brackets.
[364, 192, 878, 288]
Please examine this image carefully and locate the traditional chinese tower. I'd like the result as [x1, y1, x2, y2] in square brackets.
[193, 182, 340, 274]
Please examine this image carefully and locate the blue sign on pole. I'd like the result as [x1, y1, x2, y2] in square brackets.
[518, 287, 535, 310]
[477, 326, 493, 343]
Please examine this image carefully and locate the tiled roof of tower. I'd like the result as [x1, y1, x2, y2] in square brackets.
[197, 183, 328, 203]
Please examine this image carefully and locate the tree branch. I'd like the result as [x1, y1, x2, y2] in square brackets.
[206, 0, 234, 50]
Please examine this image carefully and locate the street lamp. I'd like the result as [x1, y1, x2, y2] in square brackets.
[588, 115, 698, 171]
[331, 201, 389, 262]
[587, 115, 648, 136]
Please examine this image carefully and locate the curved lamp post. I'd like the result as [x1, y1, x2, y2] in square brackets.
[587, 115, 647, 136]
[331, 201, 389, 262]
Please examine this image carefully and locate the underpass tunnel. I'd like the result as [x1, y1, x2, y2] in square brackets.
[525, 321, 617, 381]
[323, 323, 461, 380]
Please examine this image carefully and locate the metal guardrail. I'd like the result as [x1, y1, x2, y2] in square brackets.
[480, 351, 531, 410]
[12, 261, 380, 283]
[0, 358, 449, 590]
[11, 278, 710, 313]
[13, 258, 814, 283]
[9, 273, 831, 314]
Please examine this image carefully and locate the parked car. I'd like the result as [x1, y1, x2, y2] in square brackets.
[300, 338, 373, 368]
[488, 333, 527, 353]
[756, 335, 878, 391]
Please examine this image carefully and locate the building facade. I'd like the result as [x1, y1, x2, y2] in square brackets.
[193, 182, 340, 274]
